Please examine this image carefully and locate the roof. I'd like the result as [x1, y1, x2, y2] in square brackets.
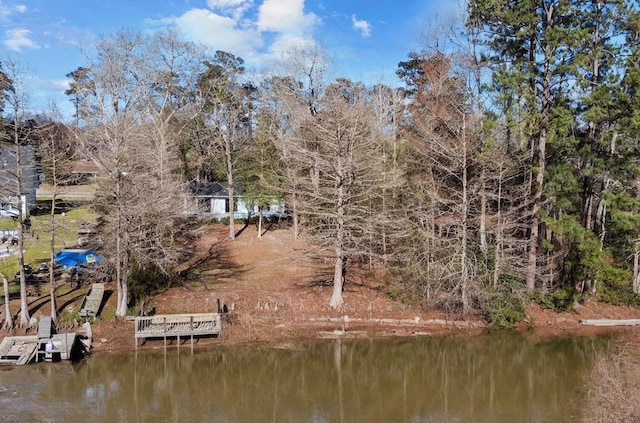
[70, 159, 100, 175]
[189, 181, 232, 197]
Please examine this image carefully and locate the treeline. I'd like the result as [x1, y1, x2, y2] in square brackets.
[2, 0, 640, 325]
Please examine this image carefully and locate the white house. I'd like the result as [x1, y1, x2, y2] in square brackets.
[189, 181, 286, 220]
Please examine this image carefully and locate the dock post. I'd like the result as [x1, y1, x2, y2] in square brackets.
[163, 317, 167, 353]
[134, 318, 137, 350]
[190, 316, 194, 354]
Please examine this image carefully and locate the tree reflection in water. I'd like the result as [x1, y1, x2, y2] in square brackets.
[0, 333, 607, 423]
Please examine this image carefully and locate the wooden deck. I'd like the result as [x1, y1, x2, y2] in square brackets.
[0, 333, 79, 365]
[0, 336, 39, 365]
[134, 313, 222, 347]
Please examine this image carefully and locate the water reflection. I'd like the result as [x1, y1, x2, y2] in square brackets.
[1, 333, 607, 423]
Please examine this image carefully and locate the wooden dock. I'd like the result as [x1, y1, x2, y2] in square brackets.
[0, 336, 39, 365]
[0, 333, 79, 365]
[79, 283, 105, 318]
[134, 313, 222, 348]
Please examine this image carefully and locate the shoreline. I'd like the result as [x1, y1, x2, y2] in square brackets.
[84, 311, 640, 356]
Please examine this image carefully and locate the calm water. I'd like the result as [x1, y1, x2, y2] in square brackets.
[0, 334, 607, 423]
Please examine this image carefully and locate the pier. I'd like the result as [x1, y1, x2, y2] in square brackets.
[134, 313, 222, 349]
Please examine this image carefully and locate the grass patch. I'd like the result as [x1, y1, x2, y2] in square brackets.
[0, 207, 97, 295]
[0, 218, 16, 230]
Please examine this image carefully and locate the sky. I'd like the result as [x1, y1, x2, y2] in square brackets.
[0, 0, 464, 118]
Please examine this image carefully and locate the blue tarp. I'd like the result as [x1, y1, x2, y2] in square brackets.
[54, 249, 102, 269]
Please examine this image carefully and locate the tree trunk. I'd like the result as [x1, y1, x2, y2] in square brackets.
[292, 192, 299, 240]
[116, 250, 130, 317]
[17, 195, 30, 326]
[2, 273, 12, 330]
[460, 116, 470, 314]
[330, 178, 346, 309]
[526, 216, 539, 293]
[526, 25, 552, 292]
[330, 251, 345, 309]
[479, 165, 487, 253]
[225, 134, 235, 240]
[49, 192, 58, 321]
[114, 176, 129, 317]
[115, 233, 125, 317]
[633, 246, 640, 294]
[493, 168, 505, 288]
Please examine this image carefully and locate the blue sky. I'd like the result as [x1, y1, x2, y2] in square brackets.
[0, 0, 464, 117]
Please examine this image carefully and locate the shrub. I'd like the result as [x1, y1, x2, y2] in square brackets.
[533, 287, 578, 312]
[480, 274, 526, 328]
[481, 286, 526, 329]
[582, 348, 640, 423]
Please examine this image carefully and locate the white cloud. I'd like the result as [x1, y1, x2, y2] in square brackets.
[166, 1, 320, 71]
[351, 15, 371, 38]
[265, 33, 315, 64]
[0, 2, 10, 21]
[3, 28, 39, 51]
[207, 0, 252, 20]
[174, 8, 262, 58]
[257, 0, 319, 33]
[0, 1, 26, 21]
[45, 78, 71, 91]
[207, 0, 249, 7]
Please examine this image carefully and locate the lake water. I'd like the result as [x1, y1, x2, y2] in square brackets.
[0, 334, 607, 423]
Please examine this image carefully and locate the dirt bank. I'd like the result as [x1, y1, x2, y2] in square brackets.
[4, 224, 640, 353]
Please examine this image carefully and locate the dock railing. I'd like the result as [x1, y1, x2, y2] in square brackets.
[134, 313, 222, 348]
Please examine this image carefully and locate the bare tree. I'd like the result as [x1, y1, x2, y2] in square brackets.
[367, 83, 406, 263]
[77, 30, 195, 317]
[258, 75, 305, 239]
[0, 63, 13, 330]
[397, 50, 483, 314]
[36, 110, 77, 321]
[583, 349, 640, 423]
[1, 273, 10, 330]
[269, 41, 332, 239]
[139, 29, 206, 190]
[285, 79, 392, 308]
[0, 57, 38, 327]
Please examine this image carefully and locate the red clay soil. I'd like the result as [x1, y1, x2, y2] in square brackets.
[3, 224, 640, 353]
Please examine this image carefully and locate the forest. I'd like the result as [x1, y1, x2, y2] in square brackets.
[2, 0, 640, 328]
